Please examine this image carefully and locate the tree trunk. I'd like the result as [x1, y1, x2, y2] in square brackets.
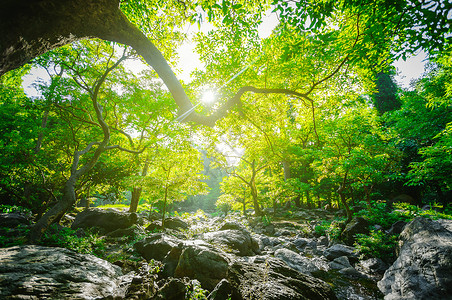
[29, 174, 78, 241]
[294, 195, 301, 207]
[338, 185, 352, 223]
[250, 181, 262, 216]
[161, 185, 168, 230]
[129, 158, 149, 213]
[130, 187, 142, 213]
[306, 190, 312, 209]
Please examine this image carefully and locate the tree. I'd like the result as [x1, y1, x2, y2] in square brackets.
[29, 41, 147, 241]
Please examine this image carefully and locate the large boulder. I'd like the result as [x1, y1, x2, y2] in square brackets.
[134, 233, 182, 261]
[174, 243, 230, 290]
[227, 258, 338, 299]
[274, 248, 320, 275]
[341, 217, 369, 246]
[378, 217, 452, 299]
[164, 217, 189, 231]
[71, 208, 137, 233]
[324, 244, 358, 263]
[0, 245, 130, 299]
[203, 229, 259, 256]
[0, 212, 30, 227]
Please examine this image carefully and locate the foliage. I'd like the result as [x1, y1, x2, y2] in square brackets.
[354, 230, 398, 262]
[39, 225, 106, 258]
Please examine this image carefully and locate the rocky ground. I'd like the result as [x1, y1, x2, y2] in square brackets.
[1, 207, 451, 299]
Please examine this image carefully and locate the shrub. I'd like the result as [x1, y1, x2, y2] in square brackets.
[354, 230, 398, 262]
[39, 225, 105, 257]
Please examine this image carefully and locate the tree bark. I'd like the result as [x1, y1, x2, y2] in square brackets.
[129, 158, 149, 213]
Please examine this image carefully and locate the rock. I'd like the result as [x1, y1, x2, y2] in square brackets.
[329, 256, 352, 270]
[324, 244, 358, 263]
[146, 220, 162, 232]
[358, 258, 388, 275]
[208, 279, 233, 300]
[219, 221, 247, 232]
[338, 267, 362, 278]
[386, 220, 406, 236]
[227, 258, 338, 299]
[274, 248, 320, 275]
[317, 235, 329, 247]
[0, 212, 30, 227]
[156, 277, 187, 299]
[164, 217, 189, 230]
[71, 208, 137, 233]
[106, 224, 145, 239]
[0, 245, 130, 299]
[342, 217, 369, 246]
[293, 237, 317, 250]
[378, 217, 452, 299]
[174, 244, 230, 290]
[135, 233, 182, 261]
[203, 229, 259, 256]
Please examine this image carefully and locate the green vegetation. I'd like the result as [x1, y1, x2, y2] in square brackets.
[354, 231, 398, 262]
[0, 0, 450, 259]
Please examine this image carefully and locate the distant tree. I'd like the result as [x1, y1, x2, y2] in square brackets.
[372, 72, 402, 115]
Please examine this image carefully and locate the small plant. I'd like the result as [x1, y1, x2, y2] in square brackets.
[40, 225, 106, 257]
[186, 280, 209, 300]
[261, 215, 272, 226]
[354, 230, 398, 262]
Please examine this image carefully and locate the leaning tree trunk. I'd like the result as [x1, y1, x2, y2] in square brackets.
[29, 140, 107, 242]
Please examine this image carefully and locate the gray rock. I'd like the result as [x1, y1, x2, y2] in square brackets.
[203, 229, 259, 256]
[324, 244, 358, 263]
[156, 277, 187, 299]
[164, 217, 189, 230]
[317, 235, 329, 247]
[219, 221, 247, 232]
[174, 244, 229, 290]
[227, 258, 338, 299]
[274, 248, 320, 275]
[342, 217, 369, 246]
[358, 258, 388, 275]
[208, 279, 233, 300]
[378, 217, 452, 299]
[0, 212, 30, 227]
[329, 256, 352, 270]
[293, 237, 317, 250]
[0, 245, 129, 299]
[135, 233, 182, 261]
[71, 208, 137, 233]
[386, 220, 406, 236]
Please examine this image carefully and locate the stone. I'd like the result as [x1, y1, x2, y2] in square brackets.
[203, 229, 259, 256]
[386, 220, 406, 236]
[134, 233, 182, 261]
[324, 244, 358, 263]
[378, 217, 452, 299]
[0, 212, 30, 228]
[164, 217, 189, 230]
[219, 221, 247, 232]
[208, 279, 233, 300]
[71, 208, 137, 233]
[358, 258, 388, 275]
[0, 245, 130, 299]
[155, 277, 187, 299]
[329, 256, 352, 270]
[227, 258, 338, 299]
[341, 217, 369, 246]
[106, 224, 145, 239]
[274, 248, 320, 275]
[146, 220, 162, 232]
[174, 244, 230, 290]
[293, 237, 317, 250]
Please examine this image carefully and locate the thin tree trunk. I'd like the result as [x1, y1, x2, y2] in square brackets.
[250, 181, 262, 216]
[161, 185, 168, 230]
[129, 158, 149, 213]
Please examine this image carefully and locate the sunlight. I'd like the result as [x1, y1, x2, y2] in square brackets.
[201, 90, 216, 105]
